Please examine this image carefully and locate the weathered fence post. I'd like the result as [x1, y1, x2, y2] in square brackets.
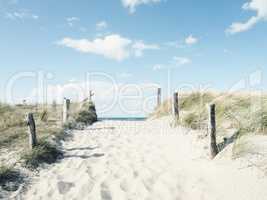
[209, 104, 219, 159]
[89, 90, 94, 102]
[157, 88, 161, 107]
[27, 113, 37, 149]
[173, 92, 179, 119]
[63, 98, 70, 124]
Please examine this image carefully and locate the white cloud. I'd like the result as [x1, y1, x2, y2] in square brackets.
[122, 0, 162, 13]
[5, 10, 39, 20]
[96, 21, 108, 30]
[226, 0, 267, 34]
[165, 35, 199, 49]
[173, 56, 192, 65]
[152, 56, 191, 71]
[28, 80, 159, 116]
[58, 35, 159, 61]
[185, 35, 198, 45]
[66, 17, 80, 27]
[226, 16, 259, 34]
[132, 40, 159, 57]
[66, 17, 80, 22]
[58, 34, 132, 61]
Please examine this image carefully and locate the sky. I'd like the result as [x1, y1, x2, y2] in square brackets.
[0, 0, 267, 117]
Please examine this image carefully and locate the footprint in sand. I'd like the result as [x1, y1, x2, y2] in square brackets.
[57, 181, 75, 194]
[100, 182, 112, 200]
[142, 177, 156, 192]
[120, 178, 132, 192]
[133, 170, 139, 178]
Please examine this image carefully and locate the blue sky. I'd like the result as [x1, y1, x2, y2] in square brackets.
[0, 0, 267, 116]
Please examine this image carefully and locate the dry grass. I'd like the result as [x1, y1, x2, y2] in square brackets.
[63, 101, 97, 129]
[0, 101, 88, 166]
[0, 104, 60, 154]
[152, 91, 267, 139]
[151, 99, 172, 118]
[75, 101, 98, 125]
[151, 92, 267, 160]
[0, 102, 82, 148]
[0, 101, 97, 196]
[0, 100, 97, 163]
[21, 139, 63, 169]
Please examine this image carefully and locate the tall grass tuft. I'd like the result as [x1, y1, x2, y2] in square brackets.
[0, 165, 23, 191]
[21, 139, 63, 169]
[151, 92, 267, 136]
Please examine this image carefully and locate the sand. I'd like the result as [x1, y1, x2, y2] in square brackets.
[20, 117, 267, 200]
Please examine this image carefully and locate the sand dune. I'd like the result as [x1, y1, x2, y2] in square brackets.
[21, 117, 267, 200]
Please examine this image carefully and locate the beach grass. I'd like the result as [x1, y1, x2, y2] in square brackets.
[0, 101, 97, 169]
[151, 92, 267, 158]
[21, 139, 63, 169]
[0, 165, 23, 192]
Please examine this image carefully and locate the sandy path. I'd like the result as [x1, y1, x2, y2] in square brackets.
[22, 117, 267, 200]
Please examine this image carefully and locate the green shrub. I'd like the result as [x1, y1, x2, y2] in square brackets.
[63, 119, 77, 130]
[183, 113, 197, 128]
[75, 101, 97, 125]
[21, 139, 63, 169]
[0, 165, 22, 191]
[0, 166, 16, 183]
[52, 129, 68, 142]
[182, 112, 206, 130]
[248, 110, 267, 132]
[260, 111, 267, 131]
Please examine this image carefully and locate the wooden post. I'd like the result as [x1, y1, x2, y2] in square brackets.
[63, 98, 70, 123]
[23, 99, 27, 106]
[173, 92, 179, 119]
[89, 90, 94, 102]
[27, 113, 37, 149]
[157, 88, 161, 107]
[209, 104, 219, 159]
